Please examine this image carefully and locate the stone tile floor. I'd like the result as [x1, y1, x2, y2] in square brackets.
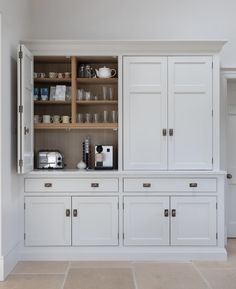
[0, 239, 235, 289]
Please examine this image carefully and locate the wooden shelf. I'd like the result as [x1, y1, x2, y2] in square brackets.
[76, 100, 118, 105]
[77, 78, 118, 84]
[34, 78, 71, 83]
[34, 101, 71, 105]
[34, 123, 118, 130]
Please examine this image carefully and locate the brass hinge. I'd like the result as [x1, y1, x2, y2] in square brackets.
[19, 105, 23, 113]
[19, 159, 23, 167]
[19, 51, 23, 59]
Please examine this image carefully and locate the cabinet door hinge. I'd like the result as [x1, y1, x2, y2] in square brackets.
[216, 202, 218, 210]
[118, 232, 119, 239]
[117, 203, 119, 210]
[123, 203, 124, 210]
[24, 233, 26, 240]
[19, 51, 23, 59]
[216, 232, 218, 239]
[212, 62, 213, 69]
[212, 109, 213, 117]
[19, 105, 23, 113]
[212, 158, 214, 164]
[123, 232, 125, 239]
[19, 159, 23, 167]
[24, 203, 26, 210]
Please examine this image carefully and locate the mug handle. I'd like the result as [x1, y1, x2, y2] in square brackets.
[111, 69, 116, 78]
[50, 116, 53, 123]
[39, 116, 43, 123]
[59, 117, 63, 123]
[69, 117, 72, 123]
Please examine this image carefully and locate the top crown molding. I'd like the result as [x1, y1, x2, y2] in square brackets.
[21, 39, 227, 55]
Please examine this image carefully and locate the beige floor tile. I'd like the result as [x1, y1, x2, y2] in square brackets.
[133, 262, 209, 289]
[11, 261, 69, 274]
[70, 261, 132, 268]
[63, 268, 135, 289]
[0, 274, 64, 289]
[199, 268, 236, 289]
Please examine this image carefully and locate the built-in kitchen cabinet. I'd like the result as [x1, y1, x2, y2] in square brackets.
[123, 56, 213, 171]
[123, 57, 168, 170]
[123, 196, 170, 245]
[123, 196, 217, 246]
[25, 196, 71, 246]
[170, 196, 217, 246]
[72, 196, 119, 246]
[25, 196, 119, 246]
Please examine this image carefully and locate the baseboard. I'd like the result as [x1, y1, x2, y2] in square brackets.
[0, 242, 20, 281]
[19, 246, 227, 262]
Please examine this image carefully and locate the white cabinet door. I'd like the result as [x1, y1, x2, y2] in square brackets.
[168, 57, 213, 170]
[123, 57, 168, 170]
[171, 196, 217, 246]
[17, 45, 34, 174]
[72, 197, 119, 246]
[25, 197, 71, 246]
[124, 196, 169, 245]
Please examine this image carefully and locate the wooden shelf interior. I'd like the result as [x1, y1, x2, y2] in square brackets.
[33, 55, 119, 170]
[34, 129, 118, 170]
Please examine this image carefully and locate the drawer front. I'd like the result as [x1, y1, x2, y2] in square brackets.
[25, 178, 119, 192]
[123, 178, 217, 192]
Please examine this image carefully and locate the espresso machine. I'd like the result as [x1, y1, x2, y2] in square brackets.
[94, 145, 113, 170]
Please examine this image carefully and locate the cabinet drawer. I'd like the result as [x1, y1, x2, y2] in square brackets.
[123, 178, 216, 192]
[25, 178, 119, 192]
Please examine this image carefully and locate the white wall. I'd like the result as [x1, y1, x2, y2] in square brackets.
[30, 0, 235, 67]
[0, 0, 31, 279]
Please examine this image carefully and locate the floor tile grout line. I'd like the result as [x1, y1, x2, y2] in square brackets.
[10, 272, 66, 275]
[191, 262, 213, 289]
[131, 265, 139, 289]
[60, 261, 71, 289]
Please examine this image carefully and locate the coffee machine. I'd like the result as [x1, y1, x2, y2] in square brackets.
[94, 145, 113, 170]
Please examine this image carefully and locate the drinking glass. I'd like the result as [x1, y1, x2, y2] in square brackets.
[77, 113, 83, 123]
[93, 113, 99, 123]
[111, 110, 118, 123]
[103, 110, 109, 123]
[85, 113, 91, 123]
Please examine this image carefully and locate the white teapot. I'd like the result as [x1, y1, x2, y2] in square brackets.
[95, 66, 116, 78]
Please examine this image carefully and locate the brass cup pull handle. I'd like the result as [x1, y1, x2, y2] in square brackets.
[44, 183, 52, 188]
[172, 209, 176, 217]
[164, 209, 169, 217]
[73, 209, 78, 217]
[143, 183, 151, 188]
[189, 183, 198, 188]
[169, 129, 174, 136]
[162, 129, 167, 136]
[66, 209, 70, 217]
[91, 183, 99, 188]
[227, 174, 232, 179]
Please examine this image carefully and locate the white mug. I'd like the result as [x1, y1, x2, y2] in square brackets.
[43, 115, 52, 124]
[52, 115, 61, 123]
[62, 115, 71, 124]
[49, 72, 58, 79]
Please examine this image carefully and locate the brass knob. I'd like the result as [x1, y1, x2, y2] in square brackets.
[227, 174, 232, 179]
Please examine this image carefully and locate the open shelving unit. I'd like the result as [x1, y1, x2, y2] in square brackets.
[33, 55, 119, 169]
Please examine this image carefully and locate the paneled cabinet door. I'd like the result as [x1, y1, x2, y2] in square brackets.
[171, 196, 217, 246]
[72, 197, 119, 246]
[17, 45, 34, 174]
[123, 196, 170, 245]
[123, 57, 168, 170]
[25, 197, 71, 246]
[168, 57, 213, 170]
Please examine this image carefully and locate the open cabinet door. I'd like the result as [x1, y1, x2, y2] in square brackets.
[17, 45, 33, 173]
